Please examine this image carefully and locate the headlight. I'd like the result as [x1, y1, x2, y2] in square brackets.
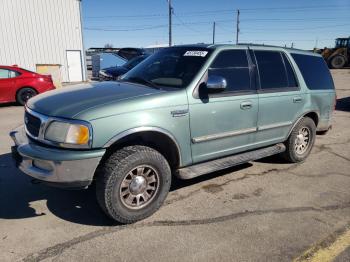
[44, 121, 91, 147]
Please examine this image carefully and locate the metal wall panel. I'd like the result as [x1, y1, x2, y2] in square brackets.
[0, 0, 86, 82]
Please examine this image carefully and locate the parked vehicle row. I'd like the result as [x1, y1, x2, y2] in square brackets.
[10, 44, 336, 224]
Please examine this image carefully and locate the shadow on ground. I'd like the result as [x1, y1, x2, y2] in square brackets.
[0, 102, 19, 108]
[0, 152, 252, 226]
[336, 97, 350, 112]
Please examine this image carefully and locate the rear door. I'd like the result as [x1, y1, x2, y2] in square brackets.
[251, 49, 306, 146]
[189, 48, 259, 163]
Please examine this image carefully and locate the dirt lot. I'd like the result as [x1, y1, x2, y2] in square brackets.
[0, 70, 349, 262]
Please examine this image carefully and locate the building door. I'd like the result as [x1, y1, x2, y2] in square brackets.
[66, 50, 83, 82]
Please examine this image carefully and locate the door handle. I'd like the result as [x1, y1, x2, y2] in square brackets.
[293, 97, 302, 103]
[240, 101, 253, 110]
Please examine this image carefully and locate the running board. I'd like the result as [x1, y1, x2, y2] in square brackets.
[176, 143, 286, 180]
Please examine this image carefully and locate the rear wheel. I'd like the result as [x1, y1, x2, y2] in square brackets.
[16, 87, 37, 105]
[283, 117, 316, 163]
[96, 145, 171, 224]
[330, 55, 347, 69]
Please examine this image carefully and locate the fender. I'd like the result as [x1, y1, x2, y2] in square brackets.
[286, 110, 320, 139]
[103, 126, 182, 165]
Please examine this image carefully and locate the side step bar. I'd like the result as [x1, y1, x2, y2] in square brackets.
[176, 143, 286, 180]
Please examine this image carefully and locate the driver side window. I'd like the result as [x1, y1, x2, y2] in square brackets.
[208, 50, 252, 94]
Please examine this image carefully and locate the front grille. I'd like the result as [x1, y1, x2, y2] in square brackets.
[25, 111, 41, 137]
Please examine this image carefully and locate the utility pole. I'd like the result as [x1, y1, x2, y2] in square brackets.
[236, 9, 240, 44]
[212, 22, 216, 44]
[315, 37, 319, 49]
[168, 0, 173, 47]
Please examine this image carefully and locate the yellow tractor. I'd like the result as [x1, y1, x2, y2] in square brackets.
[317, 37, 350, 69]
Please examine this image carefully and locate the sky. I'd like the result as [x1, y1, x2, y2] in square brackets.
[81, 0, 350, 50]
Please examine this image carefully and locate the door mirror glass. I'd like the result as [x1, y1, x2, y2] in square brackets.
[206, 75, 227, 91]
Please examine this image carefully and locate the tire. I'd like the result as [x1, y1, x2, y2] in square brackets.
[283, 117, 316, 163]
[16, 87, 37, 105]
[96, 145, 171, 224]
[330, 55, 347, 69]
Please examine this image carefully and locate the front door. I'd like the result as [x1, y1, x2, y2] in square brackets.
[66, 50, 83, 82]
[189, 49, 258, 163]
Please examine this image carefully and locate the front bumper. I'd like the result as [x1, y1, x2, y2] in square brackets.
[10, 126, 106, 188]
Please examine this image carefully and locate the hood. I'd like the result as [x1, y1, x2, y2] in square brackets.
[27, 81, 162, 119]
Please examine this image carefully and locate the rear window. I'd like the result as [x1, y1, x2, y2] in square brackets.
[291, 53, 335, 90]
[254, 50, 297, 90]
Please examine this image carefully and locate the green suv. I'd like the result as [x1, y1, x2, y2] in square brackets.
[10, 44, 336, 223]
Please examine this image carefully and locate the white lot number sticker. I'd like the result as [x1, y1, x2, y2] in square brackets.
[184, 51, 208, 57]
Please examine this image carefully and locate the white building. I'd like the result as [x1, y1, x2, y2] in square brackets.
[0, 0, 86, 86]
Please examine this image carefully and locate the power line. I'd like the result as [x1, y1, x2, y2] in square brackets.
[241, 17, 348, 21]
[84, 25, 168, 32]
[242, 23, 350, 30]
[84, 4, 350, 19]
[237, 4, 350, 11]
[173, 11, 201, 33]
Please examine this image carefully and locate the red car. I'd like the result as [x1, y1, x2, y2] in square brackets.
[0, 65, 55, 105]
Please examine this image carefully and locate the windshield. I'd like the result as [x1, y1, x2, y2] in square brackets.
[335, 39, 349, 48]
[124, 55, 147, 69]
[121, 47, 212, 89]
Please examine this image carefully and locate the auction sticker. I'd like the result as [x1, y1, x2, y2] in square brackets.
[184, 51, 208, 57]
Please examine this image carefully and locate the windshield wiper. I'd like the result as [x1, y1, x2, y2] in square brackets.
[125, 76, 161, 89]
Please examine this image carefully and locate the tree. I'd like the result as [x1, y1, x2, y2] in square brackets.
[104, 43, 113, 48]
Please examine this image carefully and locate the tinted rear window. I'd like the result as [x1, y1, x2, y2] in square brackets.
[255, 51, 290, 89]
[282, 53, 298, 87]
[291, 53, 334, 90]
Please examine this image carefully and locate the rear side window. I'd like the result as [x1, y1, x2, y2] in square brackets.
[254, 51, 297, 90]
[282, 53, 298, 87]
[291, 53, 335, 90]
[0, 69, 20, 78]
[0, 69, 10, 78]
[209, 50, 252, 93]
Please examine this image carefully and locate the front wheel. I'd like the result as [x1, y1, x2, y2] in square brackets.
[96, 145, 171, 224]
[283, 117, 316, 163]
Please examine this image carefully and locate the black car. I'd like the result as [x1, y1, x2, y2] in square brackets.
[117, 48, 146, 60]
[99, 54, 149, 80]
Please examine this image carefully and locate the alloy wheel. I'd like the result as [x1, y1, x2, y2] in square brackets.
[119, 165, 160, 210]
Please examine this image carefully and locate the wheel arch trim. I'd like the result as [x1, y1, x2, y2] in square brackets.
[286, 110, 320, 139]
[103, 126, 182, 166]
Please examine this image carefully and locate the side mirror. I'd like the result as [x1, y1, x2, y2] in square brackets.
[206, 75, 227, 91]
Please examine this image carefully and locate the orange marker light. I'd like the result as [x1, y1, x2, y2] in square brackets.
[66, 125, 90, 145]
